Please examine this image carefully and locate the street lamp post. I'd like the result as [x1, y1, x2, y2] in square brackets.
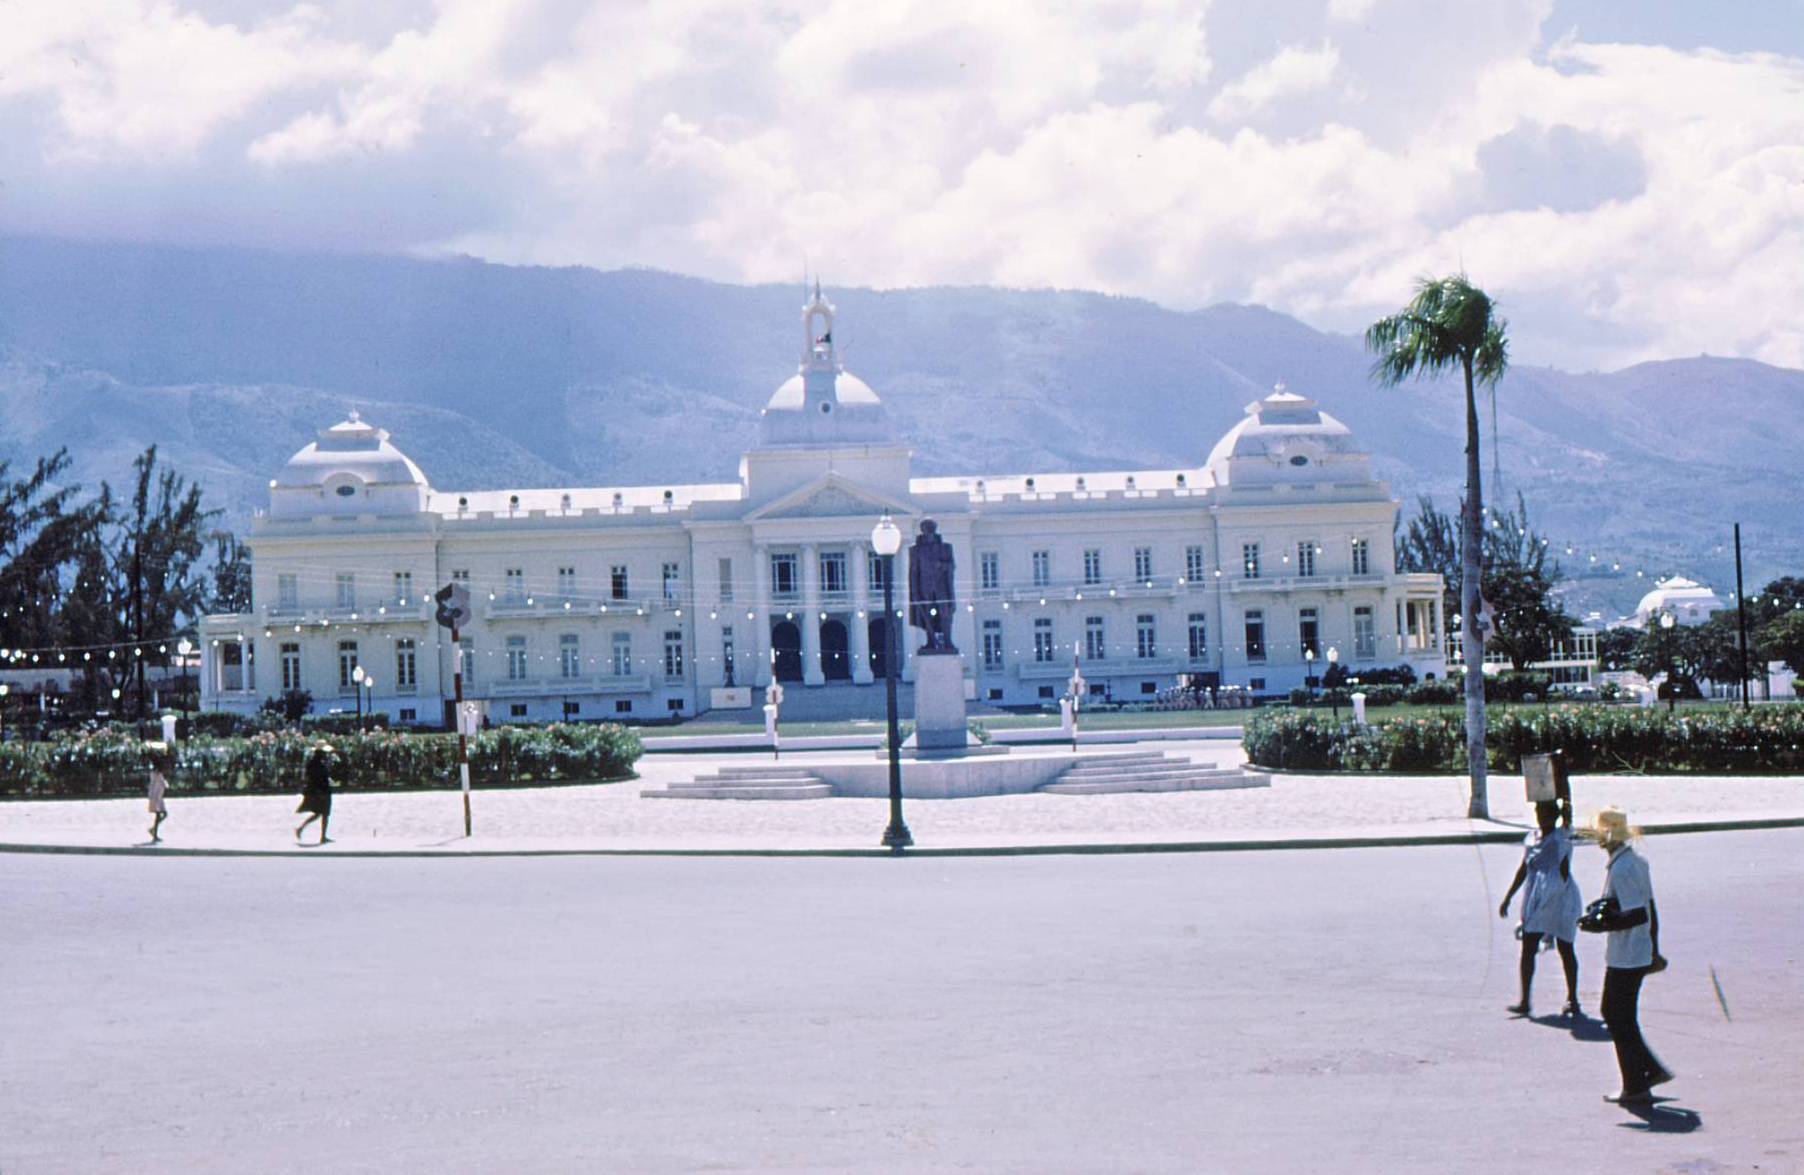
[1304, 647, 1317, 705]
[872, 514, 912, 853]
[1326, 647, 1341, 720]
[1660, 610, 1678, 712]
[362, 675, 376, 728]
[1067, 653, 1087, 751]
[176, 639, 193, 735]
[352, 665, 366, 729]
[0, 683, 10, 744]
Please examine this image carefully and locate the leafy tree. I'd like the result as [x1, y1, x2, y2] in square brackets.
[1691, 612, 1754, 696]
[1594, 627, 1639, 673]
[1369, 274, 1509, 819]
[1759, 609, 1804, 678]
[1630, 618, 1715, 708]
[210, 533, 253, 615]
[55, 450, 216, 715]
[1396, 491, 1572, 673]
[0, 449, 105, 653]
[1395, 493, 1459, 621]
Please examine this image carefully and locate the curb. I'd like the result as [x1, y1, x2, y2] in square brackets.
[3, 817, 1798, 862]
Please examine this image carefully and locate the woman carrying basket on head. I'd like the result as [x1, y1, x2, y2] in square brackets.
[1499, 797, 1584, 1018]
[145, 741, 173, 843]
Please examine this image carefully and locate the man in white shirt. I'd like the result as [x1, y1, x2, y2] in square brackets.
[1585, 808, 1672, 1105]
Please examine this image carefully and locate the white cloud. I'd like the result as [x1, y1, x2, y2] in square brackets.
[0, 1, 1800, 371]
[1207, 41, 1341, 122]
[0, 1, 363, 159]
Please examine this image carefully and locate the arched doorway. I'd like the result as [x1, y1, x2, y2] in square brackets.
[820, 619, 850, 681]
[867, 617, 895, 679]
[770, 620, 803, 683]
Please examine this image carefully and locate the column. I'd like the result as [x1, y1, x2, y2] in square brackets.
[801, 542, 825, 686]
[850, 542, 874, 684]
[753, 543, 772, 687]
[949, 534, 977, 671]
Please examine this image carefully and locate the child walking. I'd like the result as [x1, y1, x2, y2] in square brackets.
[1499, 798, 1584, 1017]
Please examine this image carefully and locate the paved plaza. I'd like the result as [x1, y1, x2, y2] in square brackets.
[2, 830, 1800, 1173]
[4, 740, 1804, 854]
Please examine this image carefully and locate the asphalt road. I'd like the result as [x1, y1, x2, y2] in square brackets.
[3, 833, 1800, 1173]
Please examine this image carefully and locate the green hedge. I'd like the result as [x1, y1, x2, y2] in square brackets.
[1244, 705, 1804, 774]
[0, 723, 642, 799]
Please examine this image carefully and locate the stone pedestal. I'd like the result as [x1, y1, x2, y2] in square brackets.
[908, 653, 970, 753]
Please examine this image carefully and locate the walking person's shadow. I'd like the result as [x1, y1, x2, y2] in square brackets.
[1616, 1099, 1703, 1133]
[1529, 1011, 1613, 1043]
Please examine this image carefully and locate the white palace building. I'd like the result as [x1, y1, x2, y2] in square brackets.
[198, 290, 1448, 724]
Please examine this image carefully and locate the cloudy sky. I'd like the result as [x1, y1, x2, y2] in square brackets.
[2, 0, 1801, 371]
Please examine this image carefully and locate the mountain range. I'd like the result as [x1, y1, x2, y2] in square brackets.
[2, 234, 1798, 621]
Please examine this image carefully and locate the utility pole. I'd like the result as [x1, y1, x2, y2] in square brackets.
[1734, 523, 1752, 711]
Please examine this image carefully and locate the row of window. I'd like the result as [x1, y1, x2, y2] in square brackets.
[274, 564, 691, 611]
[979, 613, 1201, 670]
[266, 631, 690, 694]
[977, 539, 1372, 591]
[268, 535, 1378, 614]
[971, 604, 1389, 670]
[1237, 539, 1370, 580]
[1238, 605, 1380, 663]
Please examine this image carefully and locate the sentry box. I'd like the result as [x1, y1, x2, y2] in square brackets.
[1521, 750, 1571, 804]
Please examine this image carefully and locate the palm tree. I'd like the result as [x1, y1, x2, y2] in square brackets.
[1366, 275, 1509, 819]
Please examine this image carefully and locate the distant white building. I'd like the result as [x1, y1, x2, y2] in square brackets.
[1634, 576, 1726, 627]
[199, 289, 1447, 724]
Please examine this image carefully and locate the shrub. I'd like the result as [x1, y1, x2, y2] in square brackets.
[1354, 665, 1419, 686]
[1244, 704, 1804, 774]
[303, 711, 390, 734]
[186, 711, 270, 738]
[261, 690, 314, 723]
[1407, 680, 1461, 705]
[0, 722, 642, 798]
[1358, 684, 1408, 708]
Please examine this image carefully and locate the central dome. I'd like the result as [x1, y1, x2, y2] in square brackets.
[756, 285, 895, 448]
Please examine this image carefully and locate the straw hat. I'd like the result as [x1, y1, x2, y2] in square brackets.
[1590, 807, 1638, 848]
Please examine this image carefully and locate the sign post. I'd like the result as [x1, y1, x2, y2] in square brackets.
[435, 582, 474, 837]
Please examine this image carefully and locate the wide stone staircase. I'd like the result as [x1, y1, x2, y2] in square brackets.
[1037, 750, 1270, 795]
[641, 764, 834, 801]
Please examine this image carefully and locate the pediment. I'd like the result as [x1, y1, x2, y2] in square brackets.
[745, 474, 913, 521]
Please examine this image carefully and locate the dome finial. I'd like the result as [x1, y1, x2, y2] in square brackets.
[348, 407, 361, 424]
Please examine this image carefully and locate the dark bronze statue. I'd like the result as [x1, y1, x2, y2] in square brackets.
[907, 518, 959, 654]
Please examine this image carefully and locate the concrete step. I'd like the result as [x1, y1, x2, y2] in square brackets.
[1056, 755, 1190, 775]
[687, 774, 831, 787]
[644, 782, 835, 800]
[706, 766, 823, 779]
[1040, 770, 1269, 795]
[1055, 766, 1244, 785]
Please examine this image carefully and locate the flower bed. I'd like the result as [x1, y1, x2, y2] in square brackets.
[0, 723, 642, 799]
[1244, 705, 1804, 774]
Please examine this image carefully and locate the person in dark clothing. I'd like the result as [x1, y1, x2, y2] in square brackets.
[295, 744, 335, 844]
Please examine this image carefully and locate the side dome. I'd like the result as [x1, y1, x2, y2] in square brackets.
[1205, 386, 1373, 489]
[1634, 576, 1724, 626]
[756, 285, 895, 448]
[270, 412, 431, 519]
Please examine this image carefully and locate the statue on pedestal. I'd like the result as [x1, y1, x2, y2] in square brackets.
[907, 519, 959, 655]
